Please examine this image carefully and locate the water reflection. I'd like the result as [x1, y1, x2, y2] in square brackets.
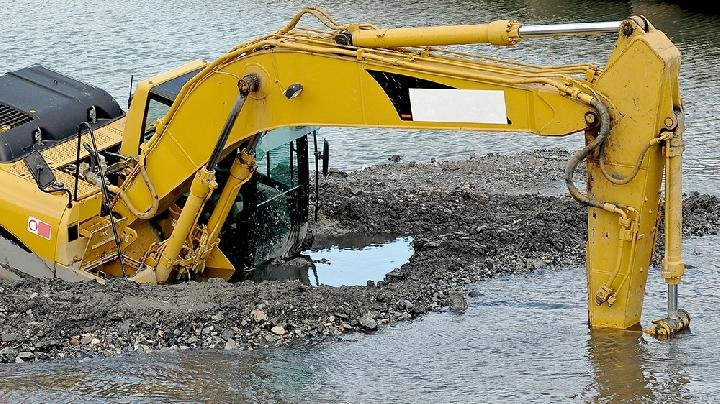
[584, 328, 694, 401]
[248, 235, 414, 287]
[584, 329, 656, 401]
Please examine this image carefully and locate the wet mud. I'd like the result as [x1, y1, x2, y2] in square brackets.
[1, 150, 719, 363]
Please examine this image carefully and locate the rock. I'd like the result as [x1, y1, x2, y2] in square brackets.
[221, 329, 235, 340]
[80, 334, 94, 345]
[449, 291, 468, 313]
[250, 309, 268, 322]
[384, 269, 407, 282]
[271, 326, 286, 336]
[211, 312, 224, 322]
[0, 347, 18, 362]
[411, 304, 427, 315]
[69, 336, 80, 346]
[388, 154, 403, 163]
[17, 351, 34, 360]
[224, 339, 238, 350]
[1, 333, 18, 343]
[359, 313, 377, 330]
[118, 321, 132, 334]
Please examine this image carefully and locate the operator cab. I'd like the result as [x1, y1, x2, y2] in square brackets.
[221, 127, 314, 273]
[140, 67, 203, 143]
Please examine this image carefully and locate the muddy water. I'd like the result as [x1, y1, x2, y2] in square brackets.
[2, 0, 720, 401]
[1, 235, 717, 402]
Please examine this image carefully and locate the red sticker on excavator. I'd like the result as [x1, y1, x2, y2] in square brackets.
[28, 217, 51, 240]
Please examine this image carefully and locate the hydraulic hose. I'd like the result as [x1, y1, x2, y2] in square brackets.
[599, 130, 670, 185]
[107, 165, 158, 220]
[565, 98, 607, 204]
[564, 96, 630, 220]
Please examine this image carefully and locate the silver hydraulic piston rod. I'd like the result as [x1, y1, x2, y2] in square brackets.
[519, 21, 622, 37]
[668, 284, 679, 319]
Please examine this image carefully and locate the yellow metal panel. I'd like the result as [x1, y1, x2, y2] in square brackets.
[584, 23, 680, 328]
[0, 171, 66, 261]
[119, 49, 590, 220]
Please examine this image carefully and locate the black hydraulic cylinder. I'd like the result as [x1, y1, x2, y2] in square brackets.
[207, 75, 259, 171]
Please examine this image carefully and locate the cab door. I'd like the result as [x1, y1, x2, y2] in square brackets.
[252, 133, 310, 266]
[219, 128, 312, 273]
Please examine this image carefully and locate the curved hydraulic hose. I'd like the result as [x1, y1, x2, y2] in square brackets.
[276, 7, 348, 35]
[107, 164, 159, 220]
[564, 96, 628, 220]
[599, 131, 670, 185]
[274, 7, 377, 36]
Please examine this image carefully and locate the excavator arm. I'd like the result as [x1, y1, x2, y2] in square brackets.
[102, 10, 684, 334]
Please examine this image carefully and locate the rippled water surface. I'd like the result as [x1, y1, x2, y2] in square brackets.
[2, 0, 719, 402]
[2, 235, 718, 402]
[1, 0, 718, 191]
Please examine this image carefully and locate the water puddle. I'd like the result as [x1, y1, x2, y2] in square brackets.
[305, 235, 414, 287]
[250, 234, 414, 287]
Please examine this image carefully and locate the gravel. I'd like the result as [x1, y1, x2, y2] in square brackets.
[1, 149, 718, 363]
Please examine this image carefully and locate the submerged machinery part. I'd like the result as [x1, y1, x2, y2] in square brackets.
[645, 308, 690, 339]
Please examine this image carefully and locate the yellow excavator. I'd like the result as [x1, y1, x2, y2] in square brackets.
[0, 9, 687, 337]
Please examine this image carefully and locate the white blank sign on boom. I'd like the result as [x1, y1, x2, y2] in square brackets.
[408, 88, 508, 124]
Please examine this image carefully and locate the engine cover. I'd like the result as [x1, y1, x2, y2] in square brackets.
[0, 65, 124, 162]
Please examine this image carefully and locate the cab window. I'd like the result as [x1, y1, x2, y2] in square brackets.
[142, 96, 171, 143]
[251, 134, 309, 266]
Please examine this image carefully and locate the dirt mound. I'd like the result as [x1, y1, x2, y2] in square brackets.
[1, 150, 718, 363]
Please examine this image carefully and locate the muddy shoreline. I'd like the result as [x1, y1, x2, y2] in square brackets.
[2, 150, 719, 364]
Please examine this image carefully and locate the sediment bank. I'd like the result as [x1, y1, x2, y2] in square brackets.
[1, 150, 718, 363]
